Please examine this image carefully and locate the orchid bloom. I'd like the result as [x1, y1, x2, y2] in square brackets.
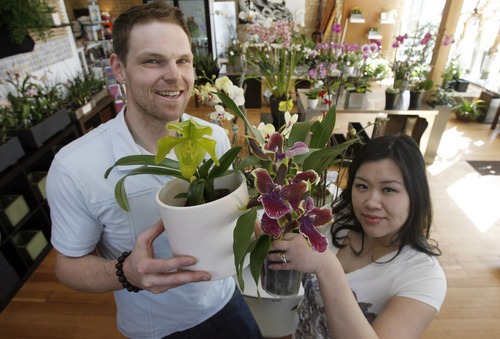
[257, 122, 276, 144]
[264, 132, 308, 163]
[253, 169, 308, 238]
[281, 112, 298, 137]
[291, 196, 332, 252]
[278, 99, 293, 112]
[210, 105, 234, 122]
[156, 118, 218, 178]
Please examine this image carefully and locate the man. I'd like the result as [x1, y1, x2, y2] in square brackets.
[46, 2, 261, 338]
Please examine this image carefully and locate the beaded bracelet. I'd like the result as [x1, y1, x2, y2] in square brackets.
[115, 251, 142, 293]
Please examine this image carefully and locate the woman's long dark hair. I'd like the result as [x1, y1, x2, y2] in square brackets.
[331, 134, 441, 258]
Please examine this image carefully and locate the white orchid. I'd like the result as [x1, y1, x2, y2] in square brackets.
[210, 105, 234, 122]
[257, 122, 275, 144]
[281, 112, 298, 137]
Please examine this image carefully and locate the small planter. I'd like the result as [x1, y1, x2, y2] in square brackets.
[156, 172, 249, 280]
[385, 92, 401, 110]
[13, 230, 48, 262]
[90, 88, 109, 107]
[454, 110, 475, 122]
[8, 108, 70, 149]
[262, 255, 302, 297]
[0, 137, 25, 174]
[344, 90, 365, 110]
[0, 195, 30, 228]
[307, 98, 319, 109]
[349, 13, 364, 22]
[71, 102, 93, 119]
[409, 91, 427, 110]
[28, 171, 48, 200]
[454, 79, 469, 92]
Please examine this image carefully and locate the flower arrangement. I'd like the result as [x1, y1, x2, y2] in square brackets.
[242, 20, 307, 101]
[107, 76, 362, 294]
[65, 71, 105, 108]
[349, 7, 363, 15]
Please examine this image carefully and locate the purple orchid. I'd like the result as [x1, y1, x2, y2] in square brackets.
[292, 196, 332, 252]
[264, 132, 308, 163]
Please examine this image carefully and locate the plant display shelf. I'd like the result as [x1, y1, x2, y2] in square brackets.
[71, 95, 118, 135]
[0, 125, 78, 312]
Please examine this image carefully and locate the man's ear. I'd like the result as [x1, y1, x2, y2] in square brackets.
[110, 53, 126, 84]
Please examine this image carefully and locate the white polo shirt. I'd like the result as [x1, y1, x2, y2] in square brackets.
[47, 110, 235, 338]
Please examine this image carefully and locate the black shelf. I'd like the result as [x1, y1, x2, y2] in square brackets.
[0, 125, 79, 313]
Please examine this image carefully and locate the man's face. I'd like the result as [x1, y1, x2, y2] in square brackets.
[113, 21, 194, 124]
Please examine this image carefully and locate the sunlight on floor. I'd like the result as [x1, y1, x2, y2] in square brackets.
[428, 127, 473, 176]
[446, 173, 500, 232]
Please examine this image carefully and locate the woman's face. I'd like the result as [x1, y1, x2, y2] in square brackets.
[351, 159, 410, 243]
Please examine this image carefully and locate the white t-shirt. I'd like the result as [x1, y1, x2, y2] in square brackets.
[47, 110, 235, 338]
[294, 227, 447, 339]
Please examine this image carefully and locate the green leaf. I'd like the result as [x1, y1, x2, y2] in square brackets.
[287, 121, 315, 146]
[249, 234, 271, 297]
[186, 178, 205, 206]
[234, 208, 258, 290]
[302, 140, 358, 174]
[104, 155, 180, 178]
[308, 105, 337, 149]
[235, 155, 262, 172]
[208, 146, 242, 180]
[198, 158, 214, 179]
[109, 167, 186, 211]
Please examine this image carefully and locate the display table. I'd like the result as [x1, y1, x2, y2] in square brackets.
[296, 87, 440, 164]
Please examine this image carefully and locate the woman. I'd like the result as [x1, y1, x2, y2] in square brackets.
[268, 134, 446, 338]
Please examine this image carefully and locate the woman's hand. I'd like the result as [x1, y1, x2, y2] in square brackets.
[267, 233, 336, 275]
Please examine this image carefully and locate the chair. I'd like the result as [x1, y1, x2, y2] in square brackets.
[372, 114, 428, 146]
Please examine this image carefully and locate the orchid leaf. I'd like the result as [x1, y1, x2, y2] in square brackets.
[288, 121, 315, 146]
[208, 146, 243, 180]
[113, 167, 185, 211]
[235, 154, 262, 172]
[198, 159, 214, 179]
[249, 234, 271, 298]
[186, 178, 205, 206]
[104, 155, 180, 179]
[234, 208, 257, 290]
[308, 104, 337, 149]
[215, 91, 265, 145]
[302, 140, 358, 174]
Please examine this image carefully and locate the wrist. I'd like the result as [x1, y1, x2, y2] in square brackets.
[115, 251, 142, 293]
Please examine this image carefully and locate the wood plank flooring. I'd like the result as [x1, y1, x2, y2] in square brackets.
[1, 98, 499, 338]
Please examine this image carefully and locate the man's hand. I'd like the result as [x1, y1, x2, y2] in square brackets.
[123, 220, 211, 293]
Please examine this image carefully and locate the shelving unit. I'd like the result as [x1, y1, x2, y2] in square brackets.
[0, 125, 79, 312]
[71, 95, 118, 135]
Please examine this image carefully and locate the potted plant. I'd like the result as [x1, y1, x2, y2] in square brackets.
[0, 0, 54, 58]
[194, 51, 220, 84]
[243, 20, 307, 130]
[66, 71, 107, 118]
[385, 86, 401, 110]
[349, 7, 364, 21]
[3, 71, 70, 149]
[452, 98, 486, 122]
[0, 97, 24, 173]
[106, 76, 361, 295]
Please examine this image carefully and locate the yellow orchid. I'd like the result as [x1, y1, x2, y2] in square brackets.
[156, 118, 218, 178]
[278, 99, 293, 112]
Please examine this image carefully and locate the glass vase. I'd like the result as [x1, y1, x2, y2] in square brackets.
[262, 256, 302, 297]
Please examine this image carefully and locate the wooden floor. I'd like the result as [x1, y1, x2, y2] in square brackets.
[1, 97, 499, 338]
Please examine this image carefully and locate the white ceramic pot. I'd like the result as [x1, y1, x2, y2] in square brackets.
[307, 98, 319, 109]
[156, 171, 249, 280]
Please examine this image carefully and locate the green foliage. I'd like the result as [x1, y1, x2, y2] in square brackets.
[66, 71, 105, 107]
[428, 86, 456, 107]
[0, 0, 54, 44]
[452, 98, 486, 121]
[193, 52, 220, 80]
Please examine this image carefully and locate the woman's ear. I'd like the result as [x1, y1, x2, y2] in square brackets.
[110, 53, 126, 84]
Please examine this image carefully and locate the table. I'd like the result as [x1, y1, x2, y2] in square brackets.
[296, 86, 440, 164]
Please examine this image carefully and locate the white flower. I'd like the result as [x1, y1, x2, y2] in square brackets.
[228, 85, 245, 106]
[257, 122, 276, 144]
[210, 105, 234, 121]
[282, 112, 298, 137]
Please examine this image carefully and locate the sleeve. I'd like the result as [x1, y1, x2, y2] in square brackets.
[46, 157, 103, 257]
[393, 257, 447, 312]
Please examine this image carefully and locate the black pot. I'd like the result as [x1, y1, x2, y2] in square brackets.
[269, 97, 287, 131]
[385, 92, 401, 110]
[454, 79, 469, 92]
[0, 137, 25, 174]
[8, 108, 71, 149]
[409, 91, 427, 110]
[0, 25, 35, 59]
